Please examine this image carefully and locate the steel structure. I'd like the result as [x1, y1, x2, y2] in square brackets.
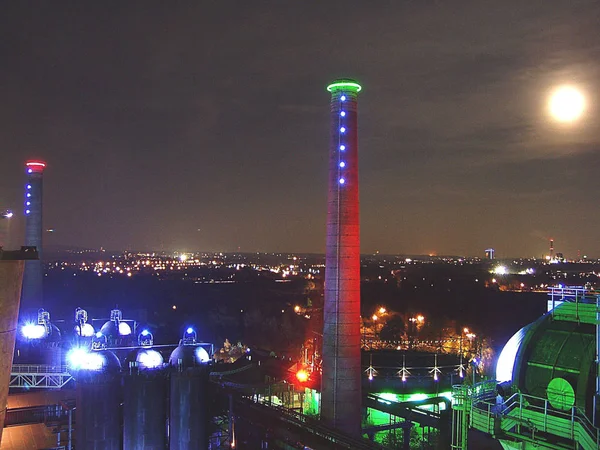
[452, 286, 600, 450]
[453, 381, 600, 450]
[22, 160, 46, 312]
[9, 364, 73, 389]
[322, 79, 363, 435]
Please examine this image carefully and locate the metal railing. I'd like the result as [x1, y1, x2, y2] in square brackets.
[10, 364, 73, 389]
[11, 364, 69, 374]
[469, 383, 600, 450]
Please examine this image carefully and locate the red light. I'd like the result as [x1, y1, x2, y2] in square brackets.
[26, 161, 46, 173]
[296, 369, 309, 383]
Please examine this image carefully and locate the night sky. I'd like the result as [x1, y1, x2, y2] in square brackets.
[2, 1, 600, 257]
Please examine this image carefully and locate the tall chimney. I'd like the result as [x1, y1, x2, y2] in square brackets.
[321, 79, 362, 435]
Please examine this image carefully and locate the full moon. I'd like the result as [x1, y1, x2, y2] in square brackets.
[548, 86, 585, 122]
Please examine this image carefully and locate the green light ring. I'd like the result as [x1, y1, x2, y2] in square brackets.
[326, 81, 362, 93]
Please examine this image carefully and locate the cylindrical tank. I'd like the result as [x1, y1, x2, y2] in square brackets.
[74, 350, 122, 450]
[123, 349, 168, 450]
[169, 345, 211, 450]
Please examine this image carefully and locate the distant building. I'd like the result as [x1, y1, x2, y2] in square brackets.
[485, 248, 495, 260]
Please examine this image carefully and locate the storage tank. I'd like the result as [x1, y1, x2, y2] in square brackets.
[70, 349, 122, 450]
[123, 335, 168, 450]
[168, 329, 211, 450]
[496, 300, 596, 417]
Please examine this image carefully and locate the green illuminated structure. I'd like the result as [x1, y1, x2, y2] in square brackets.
[326, 80, 362, 93]
[453, 287, 600, 450]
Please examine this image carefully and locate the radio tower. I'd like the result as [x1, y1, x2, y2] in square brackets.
[21, 160, 46, 312]
[321, 79, 362, 435]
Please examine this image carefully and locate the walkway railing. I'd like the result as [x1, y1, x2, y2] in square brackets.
[469, 382, 600, 450]
[9, 364, 73, 389]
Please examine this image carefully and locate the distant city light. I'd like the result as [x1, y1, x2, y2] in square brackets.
[172, 305, 177, 310]
[179, 254, 188, 262]
[372, 314, 378, 321]
[379, 307, 386, 314]
[493, 265, 508, 275]
[21, 323, 46, 339]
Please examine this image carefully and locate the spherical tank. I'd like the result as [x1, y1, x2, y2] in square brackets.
[496, 307, 596, 416]
[123, 348, 168, 450]
[168, 345, 211, 450]
[74, 350, 122, 450]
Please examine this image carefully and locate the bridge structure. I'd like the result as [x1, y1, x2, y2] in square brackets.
[9, 365, 73, 390]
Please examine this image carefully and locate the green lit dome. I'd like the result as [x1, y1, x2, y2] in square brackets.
[497, 301, 596, 415]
